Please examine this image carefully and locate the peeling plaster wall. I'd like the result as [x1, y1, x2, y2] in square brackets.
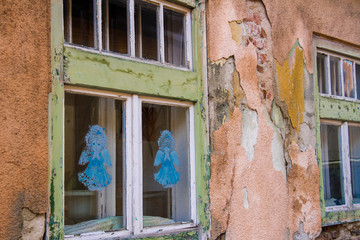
[207, 0, 360, 239]
[0, 1, 50, 239]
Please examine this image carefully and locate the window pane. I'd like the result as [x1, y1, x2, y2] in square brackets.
[64, 93, 124, 235]
[135, 1, 158, 60]
[349, 126, 360, 204]
[317, 53, 329, 94]
[64, 0, 96, 48]
[102, 0, 128, 54]
[320, 124, 345, 206]
[164, 8, 185, 67]
[330, 56, 342, 96]
[142, 103, 191, 227]
[356, 63, 360, 100]
[343, 60, 355, 98]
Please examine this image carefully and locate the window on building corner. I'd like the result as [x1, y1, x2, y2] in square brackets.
[63, 0, 191, 68]
[316, 47, 360, 213]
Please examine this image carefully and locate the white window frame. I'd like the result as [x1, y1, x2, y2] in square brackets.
[63, 86, 197, 239]
[321, 119, 360, 213]
[63, 0, 193, 70]
[317, 50, 360, 102]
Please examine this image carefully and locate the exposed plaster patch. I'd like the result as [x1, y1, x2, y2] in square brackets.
[229, 21, 243, 46]
[276, 42, 305, 133]
[272, 102, 285, 131]
[241, 108, 258, 162]
[287, 142, 321, 239]
[243, 188, 249, 210]
[21, 208, 45, 240]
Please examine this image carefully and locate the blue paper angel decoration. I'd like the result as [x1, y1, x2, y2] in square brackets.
[78, 125, 112, 191]
[154, 130, 180, 188]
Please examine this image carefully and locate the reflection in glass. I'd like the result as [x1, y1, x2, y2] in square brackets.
[102, 0, 128, 54]
[164, 8, 185, 67]
[317, 53, 328, 94]
[349, 126, 360, 204]
[343, 60, 355, 98]
[135, 1, 158, 60]
[64, 93, 124, 235]
[330, 56, 342, 96]
[142, 103, 190, 227]
[64, 0, 96, 48]
[321, 124, 344, 206]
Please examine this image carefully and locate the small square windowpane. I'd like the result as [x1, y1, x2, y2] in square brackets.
[142, 103, 191, 227]
[102, 0, 128, 54]
[64, 93, 125, 235]
[317, 53, 328, 94]
[135, 0, 159, 60]
[320, 124, 345, 207]
[330, 56, 342, 96]
[356, 64, 360, 100]
[164, 8, 186, 67]
[343, 60, 355, 98]
[349, 126, 360, 204]
[64, 0, 96, 48]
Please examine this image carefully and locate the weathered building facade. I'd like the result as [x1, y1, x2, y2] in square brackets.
[1, 0, 360, 239]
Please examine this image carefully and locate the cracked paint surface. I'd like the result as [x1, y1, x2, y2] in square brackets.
[208, 0, 323, 239]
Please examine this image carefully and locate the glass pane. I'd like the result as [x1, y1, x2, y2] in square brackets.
[317, 53, 329, 94]
[102, 0, 128, 54]
[320, 124, 344, 206]
[330, 56, 342, 96]
[135, 1, 158, 60]
[343, 60, 355, 98]
[356, 64, 360, 100]
[64, 0, 96, 48]
[349, 126, 360, 204]
[142, 103, 191, 227]
[64, 93, 124, 235]
[164, 8, 185, 67]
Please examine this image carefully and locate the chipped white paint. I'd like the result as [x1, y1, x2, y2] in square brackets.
[241, 108, 258, 162]
[243, 187, 249, 210]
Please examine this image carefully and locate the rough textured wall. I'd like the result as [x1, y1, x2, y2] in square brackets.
[207, 0, 360, 239]
[0, 1, 50, 239]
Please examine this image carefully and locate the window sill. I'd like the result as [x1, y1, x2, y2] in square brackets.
[64, 43, 193, 72]
[322, 208, 360, 226]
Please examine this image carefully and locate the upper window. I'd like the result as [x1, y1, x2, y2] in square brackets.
[63, 0, 192, 68]
[317, 51, 360, 100]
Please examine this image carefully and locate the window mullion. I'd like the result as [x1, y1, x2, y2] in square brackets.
[159, 3, 165, 63]
[185, 12, 192, 69]
[342, 122, 353, 208]
[132, 95, 142, 234]
[129, 0, 135, 57]
[125, 97, 133, 232]
[97, 0, 102, 50]
[189, 105, 197, 223]
[340, 58, 345, 97]
[326, 54, 331, 95]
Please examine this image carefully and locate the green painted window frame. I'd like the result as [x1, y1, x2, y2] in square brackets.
[314, 36, 360, 226]
[49, 0, 210, 239]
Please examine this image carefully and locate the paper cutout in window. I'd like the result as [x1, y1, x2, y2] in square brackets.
[78, 125, 112, 191]
[154, 130, 180, 188]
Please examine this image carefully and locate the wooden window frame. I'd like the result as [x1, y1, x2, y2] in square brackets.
[63, 0, 193, 70]
[315, 36, 360, 226]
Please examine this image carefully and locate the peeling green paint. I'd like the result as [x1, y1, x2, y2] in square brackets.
[319, 96, 360, 122]
[125, 230, 198, 240]
[50, 0, 210, 238]
[64, 47, 198, 101]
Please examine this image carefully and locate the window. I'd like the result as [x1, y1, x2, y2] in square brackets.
[63, 88, 196, 238]
[63, 0, 192, 68]
[315, 37, 360, 225]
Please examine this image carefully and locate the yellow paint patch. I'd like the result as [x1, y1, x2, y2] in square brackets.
[229, 21, 243, 46]
[276, 44, 305, 132]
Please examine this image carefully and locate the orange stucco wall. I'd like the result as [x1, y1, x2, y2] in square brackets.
[207, 0, 360, 239]
[0, 1, 50, 239]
